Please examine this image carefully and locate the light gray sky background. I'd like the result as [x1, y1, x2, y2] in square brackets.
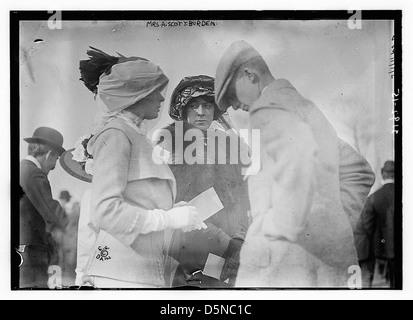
[20, 19, 394, 202]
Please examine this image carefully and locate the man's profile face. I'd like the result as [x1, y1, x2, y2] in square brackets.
[222, 87, 241, 111]
[234, 72, 261, 111]
[223, 78, 243, 111]
[224, 71, 260, 112]
[44, 151, 59, 173]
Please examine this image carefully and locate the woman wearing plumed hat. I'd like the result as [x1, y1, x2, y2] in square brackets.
[155, 75, 250, 287]
[67, 48, 203, 288]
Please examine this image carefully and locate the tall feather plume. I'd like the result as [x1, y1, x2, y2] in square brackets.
[79, 46, 120, 94]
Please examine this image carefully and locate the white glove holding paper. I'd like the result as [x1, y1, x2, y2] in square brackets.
[143, 188, 223, 234]
[173, 201, 207, 232]
[180, 187, 225, 232]
[188, 187, 224, 221]
[167, 203, 206, 230]
[143, 204, 201, 233]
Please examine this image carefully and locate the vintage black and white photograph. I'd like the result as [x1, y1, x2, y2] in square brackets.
[10, 10, 402, 294]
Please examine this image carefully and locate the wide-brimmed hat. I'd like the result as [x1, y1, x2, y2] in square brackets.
[169, 75, 223, 121]
[59, 148, 92, 183]
[24, 127, 65, 155]
[79, 47, 169, 113]
[97, 59, 169, 113]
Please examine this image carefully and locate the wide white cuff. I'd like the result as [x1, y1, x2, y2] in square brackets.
[137, 209, 167, 234]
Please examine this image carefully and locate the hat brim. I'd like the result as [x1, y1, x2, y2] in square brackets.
[216, 76, 234, 112]
[24, 137, 65, 155]
[59, 148, 92, 183]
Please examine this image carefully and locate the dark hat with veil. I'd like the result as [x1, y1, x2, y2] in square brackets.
[169, 75, 224, 121]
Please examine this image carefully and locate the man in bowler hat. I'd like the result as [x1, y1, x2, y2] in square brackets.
[214, 41, 375, 287]
[19, 127, 68, 288]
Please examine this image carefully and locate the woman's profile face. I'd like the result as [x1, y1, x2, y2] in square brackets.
[128, 90, 165, 119]
[185, 96, 215, 131]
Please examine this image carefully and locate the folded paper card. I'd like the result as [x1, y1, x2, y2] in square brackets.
[188, 187, 224, 221]
[203, 253, 226, 280]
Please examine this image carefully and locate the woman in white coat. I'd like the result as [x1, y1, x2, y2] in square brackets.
[61, 47, 203, 288]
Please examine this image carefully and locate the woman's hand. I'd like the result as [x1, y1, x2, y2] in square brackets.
[181, 222, 208, 232]
[173, 201, 190, 208]
[171, 201, 207, 232]
[166, 204, 207, 231]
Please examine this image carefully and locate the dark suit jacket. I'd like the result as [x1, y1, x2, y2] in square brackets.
[354, 183, 394, 261]
[20, 159, 67, 247]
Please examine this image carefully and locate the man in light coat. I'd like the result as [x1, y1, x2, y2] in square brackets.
[214, 41, 375, 287]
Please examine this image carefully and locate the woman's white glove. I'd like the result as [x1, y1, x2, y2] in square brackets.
[144, 202, 207, 233]
[170, 201, 207, 232]
[166, 204, 199, 229]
